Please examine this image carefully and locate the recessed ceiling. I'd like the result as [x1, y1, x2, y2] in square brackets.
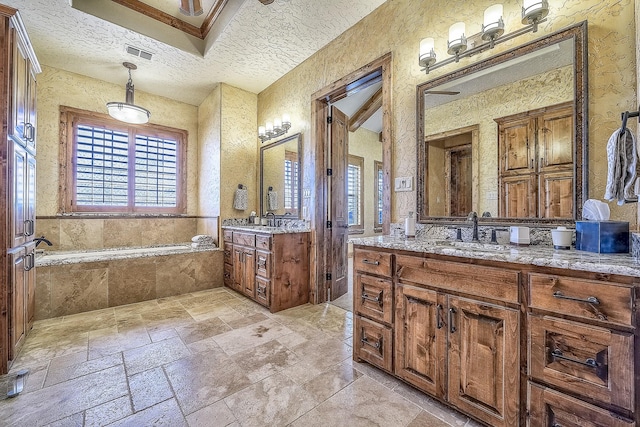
[4, 0, 386, 105]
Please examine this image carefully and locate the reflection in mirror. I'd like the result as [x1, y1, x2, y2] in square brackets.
[260, 133, 302, 218]
[417, 22, 587, 224]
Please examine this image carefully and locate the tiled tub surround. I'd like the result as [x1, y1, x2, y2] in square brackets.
[35, 245, 223, 320]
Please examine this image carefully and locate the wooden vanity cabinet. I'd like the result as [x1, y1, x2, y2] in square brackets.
[223, 229, 309, 312]
[7, 241, 35, 361]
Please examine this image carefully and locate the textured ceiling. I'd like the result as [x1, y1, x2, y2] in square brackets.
[4, 0, 386, 105]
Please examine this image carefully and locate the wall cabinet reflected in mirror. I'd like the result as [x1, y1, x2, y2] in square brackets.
[260, 133, 302, 218]
[417, 22, 587, 223]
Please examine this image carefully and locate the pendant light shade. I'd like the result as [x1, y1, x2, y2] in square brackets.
[106, 62, 151, 125]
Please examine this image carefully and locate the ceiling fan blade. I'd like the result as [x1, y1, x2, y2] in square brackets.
[424, 90, 460, 95]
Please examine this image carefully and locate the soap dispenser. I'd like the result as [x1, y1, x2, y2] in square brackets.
[405, 211, 416, 238]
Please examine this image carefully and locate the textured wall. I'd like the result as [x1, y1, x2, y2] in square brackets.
[349, 127, 383, 236]
[36, 65, 199, 216]
[425, 65, 573, 216]
[197, 84, 222, 218]
[257, 0, 637, 226]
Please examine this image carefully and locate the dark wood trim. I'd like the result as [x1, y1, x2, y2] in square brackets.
[416, 21, 588, 226]
[348, 87, 382, 132]
[311, 52, 392, 304]
[200, 0, 229, 39]
[111, 0, 203, 38]
[0, 11, 10, 376]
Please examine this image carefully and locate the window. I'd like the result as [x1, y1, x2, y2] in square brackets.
[60, 107, 187, 214]
[283, 150, 299, 215]
[347, 154, 364, 231]
[374, 160, 383, 232]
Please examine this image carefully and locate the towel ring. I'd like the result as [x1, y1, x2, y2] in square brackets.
[238, 184, 245, 189]
[268, 186, 273, 191]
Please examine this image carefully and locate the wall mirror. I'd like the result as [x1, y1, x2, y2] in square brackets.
[416, 22, 587, 224]
[260, 133, 302, 218]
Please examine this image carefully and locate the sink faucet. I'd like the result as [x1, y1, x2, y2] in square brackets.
[265, 212, 276, 227]
[466, 211, 479, 242]
[34, 236, 52, 248]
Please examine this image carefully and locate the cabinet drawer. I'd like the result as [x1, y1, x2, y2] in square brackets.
[233, 232, 255, 247]
[223, 230, 233, 243]
[354, 273, 393, 325]
[396, 255, 519, 304]
[223, 245, 233, 265]
[528, 382, 635, 427]
[224, 263, 233, 287]
[256, 250, 271, 278]
[354, 315, 392, 372]
[255, 277, 270, 307]
[255, 235, 271, 250]
[354, 248, 392, 277]
[528, 314, 634, 412]
[529, 273, 633, 327]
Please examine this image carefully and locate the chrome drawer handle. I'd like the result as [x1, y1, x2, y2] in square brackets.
[449, 307, 456, 333]
[362, 259, 380, 266]
[551, 349, 599, 368]
[552, 291, 600, 305]
[257, 286, 266, 296]
[361, 290, 383, 307]
[436, 304, 444, 329]
[360, 334, 382, 353]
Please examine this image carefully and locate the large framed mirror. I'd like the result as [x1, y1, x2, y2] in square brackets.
[260, 133, 302, 218]
[416, 22, 587, 224]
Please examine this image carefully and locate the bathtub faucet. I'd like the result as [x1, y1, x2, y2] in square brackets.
[34, 236, 52, 247]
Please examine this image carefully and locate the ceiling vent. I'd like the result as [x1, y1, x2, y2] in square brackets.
[125, 45, 153, 61]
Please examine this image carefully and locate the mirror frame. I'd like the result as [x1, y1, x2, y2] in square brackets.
[259, 132, 303, 218]
[416, 21, 588, 225]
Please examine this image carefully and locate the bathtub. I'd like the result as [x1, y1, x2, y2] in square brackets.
[34, 244, 224, 319]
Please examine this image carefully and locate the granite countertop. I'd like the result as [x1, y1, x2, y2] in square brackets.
[222, 225, 311, 234]
[350, 235, 640, 278]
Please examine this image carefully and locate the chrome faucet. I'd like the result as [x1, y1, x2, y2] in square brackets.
[467, 211, 479, 242]
[265, 212, 276, 227]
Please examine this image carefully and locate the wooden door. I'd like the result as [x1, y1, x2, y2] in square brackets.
[498, 117, 534, 174]
[242, 247, 255, 298]
[448, 145, 472, 216]
[329, 106, 349, 301]
[447, 296, 519, 427]
[25, 67, 37, 154]
[10, 139, 27, 248]
[394, 284, 446, 398]
[25, 154, 35, 241]
[500, 174, 536, 218]
[8, 248, 26, 361]
[25, 242, 35, 330]
[539, 170, 573, 218]
[539, 106, 573, 170]
[232, 246, 244, 292]
[10, 27, 28, 144]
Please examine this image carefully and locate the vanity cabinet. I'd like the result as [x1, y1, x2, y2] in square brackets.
[7, 241, 35, 361]
[10, 19, 37, 153]
[223, 229, 309, 313]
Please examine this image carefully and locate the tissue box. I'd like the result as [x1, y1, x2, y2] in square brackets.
[575, 221, 629, 253]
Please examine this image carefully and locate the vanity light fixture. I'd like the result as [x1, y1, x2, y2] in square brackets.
[258, 114, 291, 143]
[106, 62, 151, 125]
[418, 1, 550, 74]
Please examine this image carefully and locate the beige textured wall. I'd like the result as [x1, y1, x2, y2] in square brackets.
[198, 84, 222, 218]
[349, 127, 383, 236]
[220, 84, 258, 221]
[257, 0, 637, 226]
[425, 65, 573, 216]
[36, 65, 199, 216]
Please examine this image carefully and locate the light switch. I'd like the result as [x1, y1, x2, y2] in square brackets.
[395, 176, 413, 192]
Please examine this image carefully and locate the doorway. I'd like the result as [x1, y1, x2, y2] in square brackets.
[310, 53, 392, 306]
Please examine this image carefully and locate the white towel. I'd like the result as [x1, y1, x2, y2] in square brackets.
[604, 127, 638, 205]
[191, 235, 215, 245]
[233, 188, 248, 210]
[267, 190, 278, 211]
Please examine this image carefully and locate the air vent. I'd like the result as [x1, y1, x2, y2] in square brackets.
[125, 44, 153, 61]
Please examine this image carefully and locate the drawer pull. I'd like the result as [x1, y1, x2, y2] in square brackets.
[436, 304, 444, 329]
[552, 291, 600, 305]
[362, 259, 380, 266]
[361, 290, 383, 306]
[257, 285, 266, 296]
[360, 335, 382, 352]
[551, 349, 599, 368]
[449, 307, 457, 333]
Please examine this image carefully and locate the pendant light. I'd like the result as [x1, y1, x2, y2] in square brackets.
[106, 62, 151, 125]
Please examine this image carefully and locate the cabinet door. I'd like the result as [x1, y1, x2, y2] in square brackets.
[539, 170, 573, 219]
[25, 154, 36, 241]
[242, 247, 255, 298]
[26, 67, 37, 154]
[447, 296, 519, 427]
[538, 107, 573, 170]
[10, 140, 27, 248]
[255, 277, 270, 307]
[500, 173, 536, 218]
[528, 382, 635, 427]
[355, 273, 393, 325]
[8, 249, 27, 361]
[232, 246, 244, 292]
[499, 117, 534, 174]
[394, 284, 445, 398]
[10, 28, 28, 145]
[25, 242, 36, 330]
[354, 315, 392, 372]
[255, 249, 271, 279]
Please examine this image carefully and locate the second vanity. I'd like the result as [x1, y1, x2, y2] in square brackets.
[222, 225, 310, 312]
[351, 236, 640, 427]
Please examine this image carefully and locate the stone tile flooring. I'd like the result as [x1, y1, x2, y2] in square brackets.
[0, 287, 481, 426]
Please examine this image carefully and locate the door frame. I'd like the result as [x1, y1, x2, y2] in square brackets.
[310, 53, 392, 304]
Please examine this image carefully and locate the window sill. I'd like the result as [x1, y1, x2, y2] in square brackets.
[348, 228, 365, 235]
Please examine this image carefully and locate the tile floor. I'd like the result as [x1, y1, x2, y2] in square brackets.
[0, 287, 481, 426]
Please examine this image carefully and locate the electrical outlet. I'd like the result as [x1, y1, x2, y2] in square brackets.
[486, 191, 498, 200]
[395, 176, 413, 192]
